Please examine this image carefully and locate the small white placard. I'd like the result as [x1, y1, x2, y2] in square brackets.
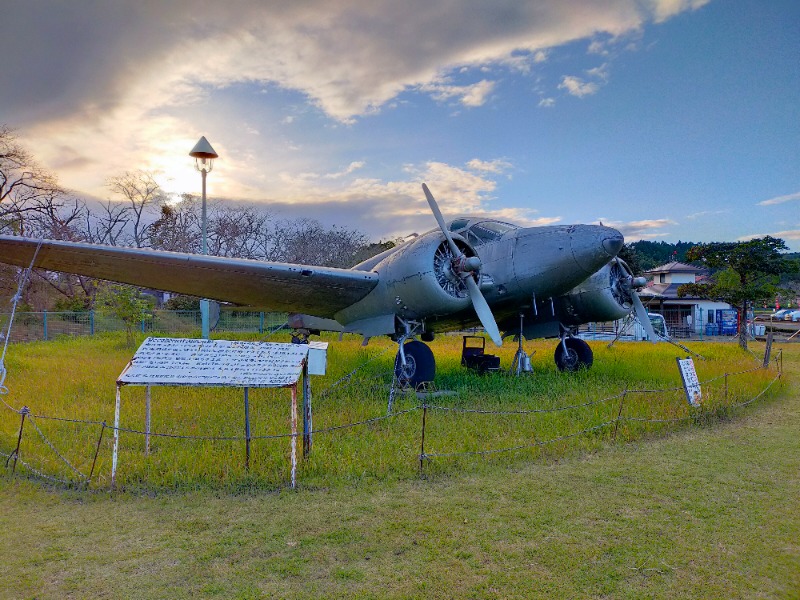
[117, 337, 321, 387]
[307, 341, 328, 376]
[676, 357, 702, 407]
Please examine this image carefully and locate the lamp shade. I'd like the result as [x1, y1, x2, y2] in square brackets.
[189, 136, 219, 159]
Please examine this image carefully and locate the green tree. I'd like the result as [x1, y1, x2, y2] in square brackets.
[677, 237, 792, 350]
[97, 284, 153, 347]
[617, 243, 644, 276]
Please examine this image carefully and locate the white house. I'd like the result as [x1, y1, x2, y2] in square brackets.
[638, 262, 733, 337]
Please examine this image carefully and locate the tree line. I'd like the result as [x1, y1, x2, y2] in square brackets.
[0, 125, 394, 311]
[1, 123, 797, 352]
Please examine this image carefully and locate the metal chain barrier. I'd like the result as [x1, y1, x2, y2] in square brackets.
[25, 414, 87, 481]
[419, 359, 785, 467]
[0, 341, 786, 487]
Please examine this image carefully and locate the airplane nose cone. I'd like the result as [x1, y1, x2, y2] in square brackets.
[569, 225, 625, 274]
[602, 232, 624, 257]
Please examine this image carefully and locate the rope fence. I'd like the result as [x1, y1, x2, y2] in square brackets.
[0, 347, 785, 490]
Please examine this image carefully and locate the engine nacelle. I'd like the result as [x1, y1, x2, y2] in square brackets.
[335, 232, 477, 325]
[554, 262, 632, 324]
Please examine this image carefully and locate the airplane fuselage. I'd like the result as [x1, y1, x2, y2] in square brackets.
[316, 220, 625, 339]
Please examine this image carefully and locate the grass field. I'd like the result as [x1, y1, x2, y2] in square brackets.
[0, 335, 796, 598]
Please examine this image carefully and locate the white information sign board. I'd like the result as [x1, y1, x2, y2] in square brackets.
[111, 337, 329, 489]
[117, 337, 326, 388]
[676, 357, 702, 407]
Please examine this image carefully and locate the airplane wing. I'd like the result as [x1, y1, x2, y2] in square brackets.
[0, 235, 378, 318]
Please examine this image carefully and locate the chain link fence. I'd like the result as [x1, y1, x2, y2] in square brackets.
[0, 310, 288, 343]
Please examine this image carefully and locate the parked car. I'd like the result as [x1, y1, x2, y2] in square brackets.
[766, 309, 791, 320]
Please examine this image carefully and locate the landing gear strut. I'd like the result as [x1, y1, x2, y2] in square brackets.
[510, 313, 534, 376]
[393, 320, 436, 389]
[394, 340, 435, 388]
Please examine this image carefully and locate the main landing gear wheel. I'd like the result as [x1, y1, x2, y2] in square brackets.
[554, 337, 593, 372]
[394, 341, 436, 388]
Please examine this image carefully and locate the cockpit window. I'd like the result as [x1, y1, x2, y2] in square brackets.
[464, 220, 517, 245]
[447, 218, 471, 232]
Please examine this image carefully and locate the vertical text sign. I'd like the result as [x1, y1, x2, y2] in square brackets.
[676, 357, 701, 407]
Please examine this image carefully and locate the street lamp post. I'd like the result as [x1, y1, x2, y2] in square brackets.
[189, 136, 219, 339]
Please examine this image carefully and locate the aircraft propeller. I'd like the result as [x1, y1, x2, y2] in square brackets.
[422, 183, 503, 346]
[614, 258, 659, 343]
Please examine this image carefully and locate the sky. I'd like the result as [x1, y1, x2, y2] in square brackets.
[1, 0, 798, 249]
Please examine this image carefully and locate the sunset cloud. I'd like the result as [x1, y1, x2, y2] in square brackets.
[4, 0, 784, 248]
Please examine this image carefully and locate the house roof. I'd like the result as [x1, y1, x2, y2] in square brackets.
[644, 261, 706, 275]
[639, 282, 704, 299]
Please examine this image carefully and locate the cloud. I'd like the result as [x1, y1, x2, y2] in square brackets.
[421, 80, 496, 108]
[2, 0, 709, 127]
[323, 161, 366, 179]
[588, 39, 610, 55]
[222, 159, 556, 239]
[538, 97, 556, 108]
[738, 230, 800, 242]
[558, 76, 600, 98]
[559, 63, 609, 98]
[686, 209, 730, 219]
[757, 191, 800, 206]
[466, 158, 512, 175]
[0, 0, 709, 230]
[648, 0, 712, 23]
[596, 217, 677, 240]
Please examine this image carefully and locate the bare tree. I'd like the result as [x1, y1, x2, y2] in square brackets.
[208, 203, 271, 259]
[106, 170, 165, 248]
[149, 194, 201, 253]
[83, 201, 130, 246]
[274, 218, 370, 267]
[23, 193, 86, 241]
[0, 125, 66, 236]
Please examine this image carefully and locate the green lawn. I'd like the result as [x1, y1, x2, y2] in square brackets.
[0, 340, 796, 598]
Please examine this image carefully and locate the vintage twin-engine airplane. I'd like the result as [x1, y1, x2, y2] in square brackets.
[0, 184, 654, 385]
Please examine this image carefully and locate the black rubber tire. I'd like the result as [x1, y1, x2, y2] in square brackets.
[554, 337, 593, 371]
[394, 341, 436, 388]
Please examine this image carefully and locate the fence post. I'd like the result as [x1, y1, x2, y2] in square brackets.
[90, 310, 95, 336]
[43, 311, 48, 341]
[302, 362, 312, 458]
[612, 389, 628, 441]
[419, 404, 428, 474]
[87, 422, 106, 485]
[244, 387, 251, 470]
[259, 312, 265, 334]
[145, 386, 151, 456]
[5, 406, 29, 476]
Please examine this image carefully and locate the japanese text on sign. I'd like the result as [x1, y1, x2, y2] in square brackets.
[117, 337, 314, 388]
[676, 357, 702, 407]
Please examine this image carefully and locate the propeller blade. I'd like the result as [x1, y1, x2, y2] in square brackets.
[422, 183, 502, 347]
[631, 290, 658, 343]
[422, 183, 461, 258]
[615, 257, 658, 343]
[465, 276, 503, 346]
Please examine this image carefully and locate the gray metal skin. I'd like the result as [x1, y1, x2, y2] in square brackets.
[0, 219, 630, 343]
[302, 219, 630, 341]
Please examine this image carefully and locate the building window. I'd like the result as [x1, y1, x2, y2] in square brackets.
[659, 273, 666, 283]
